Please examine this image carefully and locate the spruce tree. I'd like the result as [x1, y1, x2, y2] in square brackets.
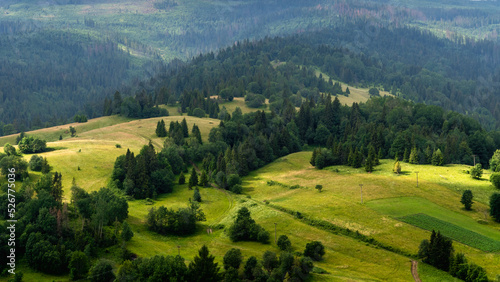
[192, 124, 203, 144]
[403, 148, 409, 162]
[409, 146, 419, 164]
[193, 187, 202, 202]
[181, 118, 189, 137]
[188, 245, 221, 282]
[179, 174, 186, 185]
[155, 120, 167, 137]
[432, 149, 444, 166]
[189, 168, 198, 189]
[199, 170, 209, 187]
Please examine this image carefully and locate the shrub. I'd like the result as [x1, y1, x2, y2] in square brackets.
[277, 235, 292, 251]
[304, 241, 325, 261]
[490, 172, 500, 189]
[461, 190, 474, 210]
[470, 164, 483, 179]
[29, 155, 44, 171]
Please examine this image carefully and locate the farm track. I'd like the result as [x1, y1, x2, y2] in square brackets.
[411, 260, 421, 282]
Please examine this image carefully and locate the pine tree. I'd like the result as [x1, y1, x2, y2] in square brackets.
[192, 124, 203, 144]
[377, 148, 383, 165]
[51, 172, 63, 202]
[181, 118, 189, 137]
[199, 170, 208, 187]
[121, 221, 134, 242]
[155, 120, 167, 137]
[409, 146, 419, 164]
[365, 146, 375, 172]
[189, 168, 198, 189]
[188, 245, 221, 282]
[179, 174, 186, 185]
[403, 148, 409, 162]
[193, 187, 202, 202]
[432, 149, 444, 166]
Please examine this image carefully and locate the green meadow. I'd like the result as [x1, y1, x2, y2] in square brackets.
[1, 112, 500, 280]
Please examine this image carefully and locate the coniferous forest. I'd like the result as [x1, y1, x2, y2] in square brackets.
[2, 0, 500, 281]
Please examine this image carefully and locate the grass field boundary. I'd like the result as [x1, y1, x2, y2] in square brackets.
[399, 213, 500, 252]
[266, 202, 416, 258]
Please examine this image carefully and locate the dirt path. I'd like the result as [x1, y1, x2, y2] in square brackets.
[411, 260, 421, 282]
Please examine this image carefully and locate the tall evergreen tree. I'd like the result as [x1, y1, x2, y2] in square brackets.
[155, 120, 167, 137]
[189, 168, 198, 189]
[192, 124, 202, 144]
[188, 245, 221, 282]
[181, 118, 189, 138]
[199, 170, 209, 187]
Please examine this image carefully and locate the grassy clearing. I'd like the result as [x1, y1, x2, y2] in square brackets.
[219, 97, 269, 115]
[400, 213, 500, 252]
[0, 115, 132, 146]
[242, 152, 500, 278]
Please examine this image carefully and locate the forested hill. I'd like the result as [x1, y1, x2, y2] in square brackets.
[137, 23, 499, 129]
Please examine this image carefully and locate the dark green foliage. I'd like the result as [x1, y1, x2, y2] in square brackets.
[112, 143, 175, 199]
[304, 241, 325, 261]
[461, 190, 474, 210]
[88, 260, 115, 282]
[25, 232, 68, 274]
[432, 149, 444, 166]
[188, 245, 222, 282]
[489, 149, 500, 172]
[277, 235, 292, 251]
[41, 157, 52, 174]
[262, 251, 279, 272]
[470, 164, 483, 179]
[181, 118, 189, 138]
[179, 173, 186, 184]
[155, 119, 167, 137]
[199, 170, 209, 187]
[118, 255, 188, 281]
[15, 132, 25, 145]
[29, 155, 44, 171]
[409, 147, 419, 164]
[192, 108, 206, 118]
[193, 187, 202, 202]
[368, 88, 380, 96]
[0, 155, 28, 180]
[245, 93, 266, 108]
[490, 172, 500, 189]
[74, 114, 88, 123]
[244, 256, 258, 280]
[419, 230, 453, 271]
[223, 248, 243, 270]
[70, 126, 77, 137]
[315, 184, 323, 192]
[4, 144, 18, 156]
[121, 221, 134, 242]
[192, 124, 203, 144]
[189, 168, 198, 189]
[228, 207, 269, 243]
[146, 201, 205, 235]
[490, 193, 500, 222]
[69, 251, 90, 280]
[449, 253, 488, 282]
[18, 136, 47, 153]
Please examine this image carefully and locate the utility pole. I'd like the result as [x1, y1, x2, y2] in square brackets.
[415, 171, 419, 188]
[472, 154, 477, 166]
[359, 184, 363, 204]
[274, 223, 277, 243]
[177, 245, 180, 256]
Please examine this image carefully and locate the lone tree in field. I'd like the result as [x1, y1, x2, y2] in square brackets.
[393, 160, 401, 174]
[315, 185, 323, 192]
[460, 190, 474, 210]
[470, 164, 483, 179]
[490, 193, 500, 222]
[193, 187, 202, 202]
[304, 241, 325, 261]
[70, 126, 76, 137]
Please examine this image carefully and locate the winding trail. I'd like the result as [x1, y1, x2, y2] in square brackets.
[411, 260, 421, 282]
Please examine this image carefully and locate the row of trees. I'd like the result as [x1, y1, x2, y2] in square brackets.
[418, 230, 488, 281]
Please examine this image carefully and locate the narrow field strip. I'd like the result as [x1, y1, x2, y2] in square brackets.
[399, 213, 500, 252]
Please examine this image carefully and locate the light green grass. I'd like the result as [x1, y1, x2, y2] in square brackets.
[242, 152, 500, 278]
[0, 115, 132, 146]
[400, 213, 500, 252]
[219, 97, 269, 115]
[418, 262, 461, 282]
